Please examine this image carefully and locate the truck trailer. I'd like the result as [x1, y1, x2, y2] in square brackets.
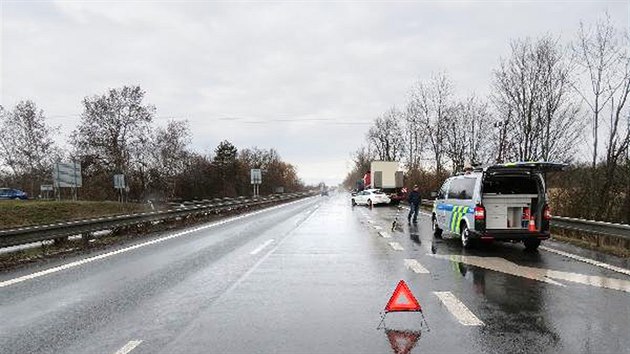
[364, 161, 406, 204]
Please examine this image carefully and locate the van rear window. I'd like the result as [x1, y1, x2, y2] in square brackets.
[483, 176, 539, 195]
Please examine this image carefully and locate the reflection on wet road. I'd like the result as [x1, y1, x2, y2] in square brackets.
[1, 193, 629, 354]
[429, 253, 630, 292]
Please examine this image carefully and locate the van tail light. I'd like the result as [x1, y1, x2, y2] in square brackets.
[522, 207, 531, 220]
[474, 205, 485, 220]
[543, 204, 552, 220]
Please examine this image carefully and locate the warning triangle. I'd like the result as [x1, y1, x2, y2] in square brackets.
[385, 280, 422, 312]
[385, 329, 421, 354]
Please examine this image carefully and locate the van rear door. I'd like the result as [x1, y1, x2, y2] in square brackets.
[481, 162, 566, 230]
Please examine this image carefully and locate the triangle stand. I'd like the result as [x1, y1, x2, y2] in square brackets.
[377, 310, 430, 332]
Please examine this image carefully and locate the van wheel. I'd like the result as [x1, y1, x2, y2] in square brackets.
[432, 217, 442, 239]
[460, 225, 473, 249]
[367, 199, 373, 208]
[524, 239, 541, 251]
[351, 199, 356, 207]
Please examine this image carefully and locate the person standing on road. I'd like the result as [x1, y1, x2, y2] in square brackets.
[407, 185, 421, 224]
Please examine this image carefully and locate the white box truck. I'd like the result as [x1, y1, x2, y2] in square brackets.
[364, 161, 405, 204]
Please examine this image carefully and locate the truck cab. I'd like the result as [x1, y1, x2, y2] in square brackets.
[432, 162, 566, 250]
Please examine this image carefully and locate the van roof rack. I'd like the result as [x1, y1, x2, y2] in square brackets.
[474, 161, 567, 172]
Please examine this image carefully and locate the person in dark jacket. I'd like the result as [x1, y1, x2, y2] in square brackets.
[407, 185, 421, 224]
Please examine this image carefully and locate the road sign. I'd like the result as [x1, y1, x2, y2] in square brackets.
[53, 162, 82, 188]
[114, 174, 126, 189]
[378, 280, 428, 331]
[40, 184, 53, 192]
[385, 280, 421, 312]
[250, 169, 262, 185]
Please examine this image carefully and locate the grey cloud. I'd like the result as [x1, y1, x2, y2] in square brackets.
[1, 1, 627, 185]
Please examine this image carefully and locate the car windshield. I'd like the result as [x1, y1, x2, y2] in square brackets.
[2, 2, 629, 354]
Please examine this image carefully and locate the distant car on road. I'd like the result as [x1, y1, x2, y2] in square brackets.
[0, 188, 28, 200]
[351, 188, 391, 207]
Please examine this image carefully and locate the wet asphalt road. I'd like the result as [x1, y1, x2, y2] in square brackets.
[1, 193, 630, 354]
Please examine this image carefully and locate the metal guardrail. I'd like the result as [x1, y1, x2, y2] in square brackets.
[0, 192, 314, 248]
[550, 216, 630, 240]
[419, 200, 630, 241]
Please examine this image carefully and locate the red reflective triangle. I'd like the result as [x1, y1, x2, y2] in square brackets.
[385, 329, 421, 354]
[385, 280, 422, 312]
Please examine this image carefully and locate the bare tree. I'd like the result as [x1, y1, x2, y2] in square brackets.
[71, 86, 155, 175]
[0, 100, 60, 195]
[151, 120, 191, 199]
[492, 36, 580, 162]
[573, 15, 625, 168]
[407, 72, 453, 174]
[342, 146, 375, 189]
[445, 95, 493, 171]
[573, 16, 630, 218]
[367, 107, 405, 161]
[403, 99, 423, 170]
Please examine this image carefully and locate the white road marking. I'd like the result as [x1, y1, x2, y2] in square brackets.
[0, 197, 315, 288]
[404, 259, 430, 274]
[373, 225, 383, 230]
[429, 253, 630, 293]
[113, 340, 143, 354]
[540, 246, 630, 277]
[433, 291, 484, 326]
[367, 220, 374, 224]
[378, 231, 392, 238]
[250, 239, 274, 255]
[219, 205, 319, 299]
[389, 242, 404, 251]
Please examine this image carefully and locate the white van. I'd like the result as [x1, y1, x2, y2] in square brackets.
[431, 162, 566, 250]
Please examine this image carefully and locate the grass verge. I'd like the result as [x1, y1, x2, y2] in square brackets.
[0, 200, 148, 229]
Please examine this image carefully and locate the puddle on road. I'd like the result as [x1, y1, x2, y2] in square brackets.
[383, 329, 422, 354]
[429, 254, 630, 293]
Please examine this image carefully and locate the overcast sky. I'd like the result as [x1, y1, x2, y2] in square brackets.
[1, 1, 628, 185]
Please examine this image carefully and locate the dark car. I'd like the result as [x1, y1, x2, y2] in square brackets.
[0, 188, 28, 200]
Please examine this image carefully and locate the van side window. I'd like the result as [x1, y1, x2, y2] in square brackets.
[437, 180, 450, 199]
[447, 178, 475, 200]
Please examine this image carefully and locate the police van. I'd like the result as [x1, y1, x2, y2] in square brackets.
[431, 162, 566, 250]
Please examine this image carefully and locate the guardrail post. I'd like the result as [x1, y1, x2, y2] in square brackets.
[595, 234, 601, 248]
[82, 232, 92, 247]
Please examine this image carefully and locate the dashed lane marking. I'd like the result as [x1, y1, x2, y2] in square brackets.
[249, 239, 275, 255]
[378, 231, 392, 238]
[540, 246, 630, 277]
[433, 291, 484, 326]
[404, 259, 430, 274]
[373, 225, 383, 230]
[389, 242, 404, 251]
[113, 340, 143, 354]
[0, 197, 315, 288]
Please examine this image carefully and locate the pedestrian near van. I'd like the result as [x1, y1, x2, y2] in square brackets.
[407, 185, 421, 224]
